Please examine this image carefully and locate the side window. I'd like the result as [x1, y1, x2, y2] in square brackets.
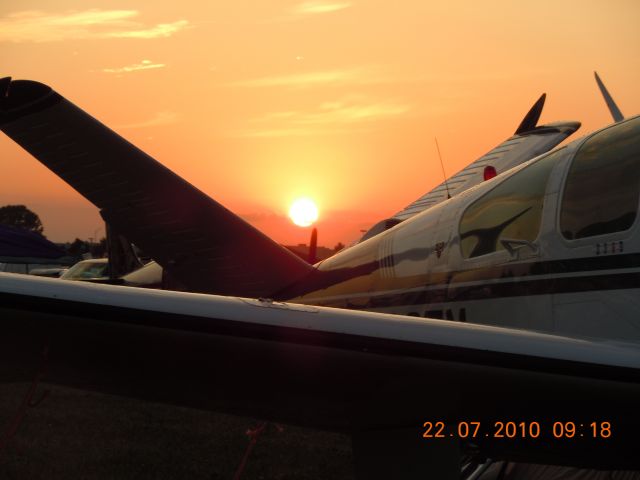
[459, 149, 561, 259]
[560, 117, 640, 240]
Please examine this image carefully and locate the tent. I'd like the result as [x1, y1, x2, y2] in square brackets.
[0, 224, 73, 272]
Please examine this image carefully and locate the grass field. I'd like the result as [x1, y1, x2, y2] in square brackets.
[0, 383, 354, 479]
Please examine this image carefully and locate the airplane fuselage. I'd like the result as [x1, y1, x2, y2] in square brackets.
[289, 116, 640, 343]
[2, 77, 640, 474]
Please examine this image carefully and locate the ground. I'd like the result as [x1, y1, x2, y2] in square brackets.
[0, 383, 354, 479]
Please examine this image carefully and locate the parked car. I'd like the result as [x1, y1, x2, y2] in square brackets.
[60, 258, 110, 282]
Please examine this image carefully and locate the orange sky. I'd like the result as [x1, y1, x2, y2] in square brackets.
[1, 1, 639, 247]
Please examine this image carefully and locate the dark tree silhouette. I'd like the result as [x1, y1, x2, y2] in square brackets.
[67, 238, 91, 256]
[92, 237, 108, 258]
[0, 204, 44, 235]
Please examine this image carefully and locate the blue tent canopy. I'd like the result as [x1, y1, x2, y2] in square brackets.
[0, 224, 69, 264]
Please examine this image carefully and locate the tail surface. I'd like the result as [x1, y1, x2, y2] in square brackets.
[594, 71, 624, 122]
[0, 78, 314, 297]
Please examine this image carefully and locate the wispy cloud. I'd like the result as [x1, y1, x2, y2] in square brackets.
[103, 20, 189, 39]
[291, 1, 352, 15]
[229, 67, 523, 91]
[102, 59, 165, 74]
[234, 96, 410, 137]
[116, 111, 178, 129]
[262, 99, 410, 124]
[0, 9, 190, 43]
[258, 1, 352, 24]
[230, 69, 358, 88]
[228, 67, 390, 88]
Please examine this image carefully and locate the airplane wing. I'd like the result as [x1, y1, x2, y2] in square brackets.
[1, 272, 639, 470]
[0, 78, 313, 297]
[359, 95, 580, 241]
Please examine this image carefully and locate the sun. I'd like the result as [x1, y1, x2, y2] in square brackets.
[289, 198, 319, 227]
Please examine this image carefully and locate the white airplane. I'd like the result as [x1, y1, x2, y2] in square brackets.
[359, 93, 580, 242]
[113, 93, 583, 288]
[0, 76, 639, 479]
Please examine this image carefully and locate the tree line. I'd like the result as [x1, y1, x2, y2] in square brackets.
[0, 204, 106, 257]
[0, 204, 44, 235]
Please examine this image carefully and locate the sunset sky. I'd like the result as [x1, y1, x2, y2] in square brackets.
[1, 1, 639, 247]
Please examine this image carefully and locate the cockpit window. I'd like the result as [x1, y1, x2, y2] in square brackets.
[460, 149, 562, 259]
[560, 117, 640, 240]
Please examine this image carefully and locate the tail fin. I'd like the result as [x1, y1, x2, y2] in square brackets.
[514, 93, 546, 134]
[387, 94, 579, 224]
[594, 71, 624, 122]
[0, 79, 314, 297]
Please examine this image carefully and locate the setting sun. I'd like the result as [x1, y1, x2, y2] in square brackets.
[289, 198, 319, 227]
[0, 3, 638, 246]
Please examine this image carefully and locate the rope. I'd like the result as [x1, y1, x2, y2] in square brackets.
[0, 346, 50, 455]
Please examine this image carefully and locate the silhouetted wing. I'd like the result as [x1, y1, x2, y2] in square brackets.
[0, 79, 313, 297]
[1, 272, 639, 469]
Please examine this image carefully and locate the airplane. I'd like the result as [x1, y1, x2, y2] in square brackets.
[359, 93, 580, 242]
[113, 93, 581, 290]
[0, 75, 639, 479]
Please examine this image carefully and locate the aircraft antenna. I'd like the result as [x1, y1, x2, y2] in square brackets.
[435, 137, 451, 199]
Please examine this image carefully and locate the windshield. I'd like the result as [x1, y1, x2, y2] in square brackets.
[60, 260, 109, 280]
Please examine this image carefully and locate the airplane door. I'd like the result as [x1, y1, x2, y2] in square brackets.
[451, 150, 564, 331]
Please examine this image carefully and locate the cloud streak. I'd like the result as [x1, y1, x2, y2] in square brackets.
[235, 96, 410, 137]
[292, 1, 352, 15]
[264, 99, 409, 124]
[229, 67, 522, 90]
[230, 69, 358, 88]
[102, 59, 166, 74]
[228, 67, 392, 88]
[258, 1, 352, 24]
[0, 9, 190, 43]
[104, 20, 189, 39]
